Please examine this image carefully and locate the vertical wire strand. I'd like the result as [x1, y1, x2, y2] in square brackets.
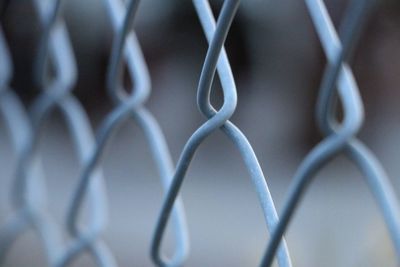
[151, 1, 291, 267]
[260, 0, 400, 266]
[0, 0, 113, 265]
[63, 0, 189, 266]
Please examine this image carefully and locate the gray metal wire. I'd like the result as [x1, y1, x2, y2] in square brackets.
[0, 0, 399, 266]
[62, 0, 189, 266]
[260, 0, 400, 266]
[0, 0, 112, 266]
[0, 2, 66, 265]
[151, 1, 291, 266]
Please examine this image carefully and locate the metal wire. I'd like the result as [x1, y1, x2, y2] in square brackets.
[62, 0, 189, 266]
[0, 25, 56, 264]
[260, 0, 400, 266]
[0, 2, 66, 265]
[151, 1, 292, 266]
[0, 0, 111, 266]
[0, 0, 400, 266]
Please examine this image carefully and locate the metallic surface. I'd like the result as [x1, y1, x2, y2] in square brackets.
[260, 0, 400, 266]
[0, 0, 399, 266]
[151, 1, 292, 267]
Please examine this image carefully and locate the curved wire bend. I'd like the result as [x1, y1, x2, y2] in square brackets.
[151, 1, 292, 266]
[0, 0, 113, 266]
[260, 0, 400, 266]
[33, 1, 114, 265]
[0, 25, 64, 266]
[63, 0, 189, 266]
[0, 2, 67, 266]
[314, 0, 400, 261]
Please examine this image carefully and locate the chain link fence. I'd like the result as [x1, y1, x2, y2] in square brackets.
[0, 0, 400, 266]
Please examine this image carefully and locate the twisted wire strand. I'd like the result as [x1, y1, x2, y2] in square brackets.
[314, 0, 400, 261]
[0, 26, 35, 261]
[259, 0, 398, 266]
[14, 0, 73, 210]
[0, 1, 398, 266]
[151, 0, 292, 266]
[0, 0, 112, 265]
[31, 1, 117, 266]
[193, 1, 292, 266]
[0, 22, 65, 265]
[151, 0, 240, 265]
[315, 0, 371, 133]
[55, 97, 116, 267]
[0, 89, 63, 265]
[63, 0, 189, 266]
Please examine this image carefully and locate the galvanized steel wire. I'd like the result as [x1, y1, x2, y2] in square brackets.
[261, 0, 400, 266]
[65, 0, 188, 265]
[0, 0, 399, 266]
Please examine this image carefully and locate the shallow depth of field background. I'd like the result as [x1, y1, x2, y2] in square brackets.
[2, 0, 400, 266]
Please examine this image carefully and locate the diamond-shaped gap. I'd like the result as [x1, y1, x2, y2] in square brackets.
[79, 110, 180, 265]
[36, 104, 96, 266]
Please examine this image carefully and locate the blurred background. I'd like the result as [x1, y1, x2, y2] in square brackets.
[1, 0, 400, 266]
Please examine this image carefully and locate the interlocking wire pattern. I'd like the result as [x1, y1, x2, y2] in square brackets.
[0, 0, 400, 266]
[260, 0, 400, 265]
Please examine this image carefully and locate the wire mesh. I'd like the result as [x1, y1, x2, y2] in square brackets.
[0, 0, 399, 266]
